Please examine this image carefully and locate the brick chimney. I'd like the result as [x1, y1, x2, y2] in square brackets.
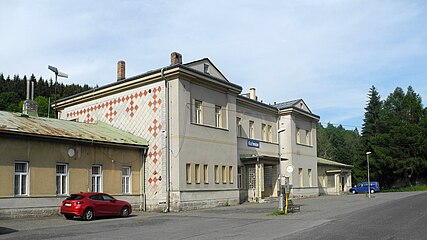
[171, 52, 182, 65]
[117, 60, 126, 81]
[249, 88, 257, 101]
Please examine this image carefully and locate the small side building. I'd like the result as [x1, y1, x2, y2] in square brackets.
[0, 111, 148, 218]
[317, 158, 352, 195]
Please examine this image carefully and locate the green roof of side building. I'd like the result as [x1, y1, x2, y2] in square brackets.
[317, 157, 353, 168]
[0, 111, 148, 148]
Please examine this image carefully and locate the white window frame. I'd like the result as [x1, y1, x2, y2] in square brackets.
[222, 166, 227, 184]
[92, 165, 102, 192]
[56, 163, 68, 195]
[306, 130, 311, 145]
[195, 164, 201, 184]
[122, 166, 131, 194]
[299, 168, 303, 187]
[203, 164, 209, 184]
[186, 163, 192, 184]
[215, 105, 222, 128]
[262, 124, 267, 141]
[308, 168, 313, 187]
[236, 117, 242, 137]
[195, 100, 203, 124]
[229, 166, 234, 184]
[268, 125, 273, 142]
[296, 127, 301, 144]
[215, 165, 220, 184]
[14, 161, 28, 196]
[249, 121, 255, 139]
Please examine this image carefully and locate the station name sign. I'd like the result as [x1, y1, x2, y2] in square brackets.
[247, 139, 260, 148]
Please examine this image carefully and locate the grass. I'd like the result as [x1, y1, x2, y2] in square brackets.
[382, 185, 427, 192]
[267, 210, 286, 216]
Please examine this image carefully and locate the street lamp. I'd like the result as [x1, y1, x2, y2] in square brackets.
[277, 128, 286, 211]
[366, 151, 372, 198]
[48, 65, 68, 117]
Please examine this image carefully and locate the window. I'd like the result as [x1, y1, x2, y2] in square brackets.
[268, 125, 273, 142]
[308, 169, 312, 187]
[14, 162, 28, 196]
[215, 165, 220, 184]
[237, 166, 243, 188]
[186, 163, 192, 184]
[249, 121, 255, 139]
[92, 165, 102, 192]
[194, 100, 203, 124]
[299, 168, 303, 187]
[215, 105, 222, 128]
[327, 175, 335, 187]
[222, 166, 227, 184]
[204, 64, 210, 74]
[204, 164, 209, 184]
[195, 164, 201, 184]
[229, 166, 234, 183]
[56, 164, 68, 195]
[236, 117, 242, 137]
[262, 124, 267, 141]
[296, 128, 301, 143]
[122, 166, 131, 194]
[306, 130, 311, 145]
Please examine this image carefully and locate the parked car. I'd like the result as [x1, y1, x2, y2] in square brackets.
[349, 181, 380, 194]
[60, 192, 132, 221]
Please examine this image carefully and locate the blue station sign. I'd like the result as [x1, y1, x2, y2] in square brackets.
[247, 139, 260, 148]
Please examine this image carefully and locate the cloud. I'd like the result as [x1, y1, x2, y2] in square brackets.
[1, 0, 426, 129]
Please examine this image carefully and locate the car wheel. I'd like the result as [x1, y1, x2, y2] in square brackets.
[64, 214, 74, 220]
[370, 189, 375, 194]
[351, 190, 356, 194]
[120, 206, 130, 218]
[82, 208, 94, 221]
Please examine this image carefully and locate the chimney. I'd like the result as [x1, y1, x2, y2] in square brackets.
[171, 52, 182, 65]
[117, 60, 126, 81]
[249, 88, 257, 101]
[22, 79, 38, 117]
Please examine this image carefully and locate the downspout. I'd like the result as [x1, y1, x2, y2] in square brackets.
[140, 147, 148, 211]
[161, 68, 171, 212]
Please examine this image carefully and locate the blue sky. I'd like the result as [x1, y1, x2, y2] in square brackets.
[1, 1, 426, 130]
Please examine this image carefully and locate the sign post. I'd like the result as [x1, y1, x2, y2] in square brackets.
[284, 165, 294, 214]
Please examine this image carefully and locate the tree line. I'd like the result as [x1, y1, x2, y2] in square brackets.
[318, 86, 427, 188]
[0, 74, 92, 117]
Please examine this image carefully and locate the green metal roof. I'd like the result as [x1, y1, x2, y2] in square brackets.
[0, 111, 148, 148]
[317, 157, 353, 168]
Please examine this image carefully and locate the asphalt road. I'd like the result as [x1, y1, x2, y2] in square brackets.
[286, 192, 427, 240]
[0, 192, 425, 240]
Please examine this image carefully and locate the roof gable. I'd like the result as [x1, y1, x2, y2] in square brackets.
[273, 99, 312, 113]
[184, 58, 229, 82]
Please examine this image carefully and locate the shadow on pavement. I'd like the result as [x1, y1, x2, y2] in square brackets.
[0, 227, 18, 235]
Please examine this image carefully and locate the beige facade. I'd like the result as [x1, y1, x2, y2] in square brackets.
[0, 111, 147, 214]
[317, 158, 352, 195]
[53, 52, 322, 211]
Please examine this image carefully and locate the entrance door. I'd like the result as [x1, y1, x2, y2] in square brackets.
[341, 176, 345, 192]
[262, 165, 273, 197]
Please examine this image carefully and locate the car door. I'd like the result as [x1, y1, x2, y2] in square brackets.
[90, 194, 109, 216]
[101, 194, 121, 215]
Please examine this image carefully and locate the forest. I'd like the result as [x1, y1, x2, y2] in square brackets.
[1, 74, 426, 188]
[319, 86, 427, 188]
[0, 74, 92, 117]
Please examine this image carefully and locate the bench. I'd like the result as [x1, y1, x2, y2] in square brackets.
[286, 200, 301, 213]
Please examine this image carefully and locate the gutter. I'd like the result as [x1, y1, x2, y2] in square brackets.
[161, 68, 171, 212]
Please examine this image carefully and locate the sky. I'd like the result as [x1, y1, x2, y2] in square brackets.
[1, 0, 426, 130]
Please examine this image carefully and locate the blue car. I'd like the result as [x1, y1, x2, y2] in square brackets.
[349, 182, 380, 194]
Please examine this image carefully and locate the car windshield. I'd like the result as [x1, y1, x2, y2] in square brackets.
[66, 194, 84, 200]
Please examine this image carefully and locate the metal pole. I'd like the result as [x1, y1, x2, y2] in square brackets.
[367, 153, 371, 198]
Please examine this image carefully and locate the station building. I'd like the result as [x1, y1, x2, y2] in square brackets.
[52, 52, 320, 211]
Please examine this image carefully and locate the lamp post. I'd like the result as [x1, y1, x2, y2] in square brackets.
[366, 151, 372, 198]
[277, 128, 286, 211]
[48, 65, 68, 117]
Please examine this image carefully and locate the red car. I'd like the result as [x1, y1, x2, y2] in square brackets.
[60, 192, 132, 221]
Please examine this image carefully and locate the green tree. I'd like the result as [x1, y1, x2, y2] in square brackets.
[373, 86, 426, 187]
